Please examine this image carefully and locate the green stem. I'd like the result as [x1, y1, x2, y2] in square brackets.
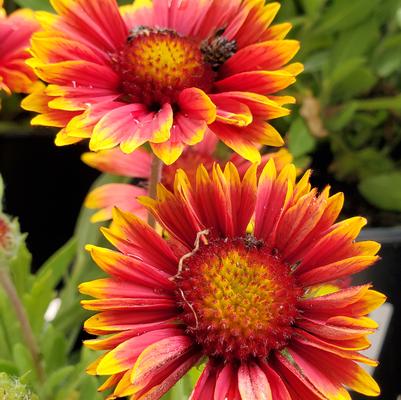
[0, 267, 45, 383]
[147, 155, 163, 228]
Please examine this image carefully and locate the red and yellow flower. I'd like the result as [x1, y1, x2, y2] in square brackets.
[22, 0, 302, 164]
[0, 1, 39, 94]
[80, 161, 384, 399]
[82, 136, 294, 222]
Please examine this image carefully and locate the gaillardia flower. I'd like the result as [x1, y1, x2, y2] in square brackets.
[80, 161, 384, 399]
[22, 0, 302, 164]
[0, 1, 39, 94]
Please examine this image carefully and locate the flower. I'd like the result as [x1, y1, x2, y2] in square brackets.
[80, 161, 384, 399]
[0, 1, 39, 94]
[0, 176, 20, 262]
[22, 0, 302, 164]
[82, 135, 294, 222]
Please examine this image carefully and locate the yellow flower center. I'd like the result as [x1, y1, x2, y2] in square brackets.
[114, 27, 213, 107]
[177, 237, 300, 361]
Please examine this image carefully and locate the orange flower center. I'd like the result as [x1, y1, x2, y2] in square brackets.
[177, 237, 300, 361]
[114, 27, 214, 107]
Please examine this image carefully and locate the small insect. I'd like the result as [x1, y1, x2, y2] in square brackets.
[127, 26, 177, 42]
[243, 234, 264, 250]
[200, 26, 237, 71]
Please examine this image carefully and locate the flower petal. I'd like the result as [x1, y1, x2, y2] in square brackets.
[85, 245, 175, 288]
[221, 40, 300, 76]
[178, 88, 216, 124]
[238, 362, 272, 400]
[95, 329, 184, 375]
[81, 148, 151, 178]
[130, 335, 194, 391]
[101, 207, 179, 274]
[50, 0, 127, 52]
[85, 183, 146, 222]
[215, 70, 296, 95]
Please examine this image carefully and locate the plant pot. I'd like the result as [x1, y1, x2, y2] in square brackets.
[0, 131, 98, 270]
[353, 226, 401, 399]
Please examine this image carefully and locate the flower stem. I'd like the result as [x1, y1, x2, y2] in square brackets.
[0, 267, 45, 383]
[147, 155, 163, 228]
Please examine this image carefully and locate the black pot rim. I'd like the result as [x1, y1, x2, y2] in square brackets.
[359, 226, 401, 243]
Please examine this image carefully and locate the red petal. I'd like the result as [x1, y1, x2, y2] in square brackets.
[85, 183, 146, 222]
[215, 70, 296, 95]
[86, 245, 175, 287]
[84, 310, 177, 335]
[101, 207, 179, 274]
[221, 40, 300, 75]
[254, 161, 296, 242]
[259, 361, 291, 400]
[95, 328, 184, 375]
[81, 147, 151, 178]
[178, 88, 216, 123]
[131, 335, 194, 390]
[297, 255, 379, 286]
[50, 0, 127, 52]
[238, 362, 272, 400]
[190, 362, 218, 400]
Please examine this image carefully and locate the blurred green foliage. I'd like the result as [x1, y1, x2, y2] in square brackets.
[278, 0, 401, 212]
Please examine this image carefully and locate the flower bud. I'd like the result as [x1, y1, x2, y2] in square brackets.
[0, 372, 38, 400]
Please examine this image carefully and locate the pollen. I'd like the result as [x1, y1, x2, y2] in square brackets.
[114, 27, 213, 107]
[177, 237, 300, 361]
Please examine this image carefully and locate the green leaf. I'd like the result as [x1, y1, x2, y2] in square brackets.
[41, 325, 67, 374]
[353, 95, 401, 111]
[372, 33, 401, 77]
[276, 0, 298, 22]
[9, 239, 32, 296]
[0, 359, 18, 376]
[13, 0, 53, 11]
[359, 172, 401, 211]
[0, 290, 23, 358]
[288, 117, 316, 158]
[331, 67, 377, 101]
[315, 0, 379, 34]
[43, 366, 75, 397]
[34, 237, 77, 292]
[325, 57, 366, 89]
[331, 148, 395, 182]
[77, 376, 102, 400]
[327, 20, 379, 71]
[299, 0, 326, 18]
[12, 344, 35, 384]
[326, 103, 358, 131]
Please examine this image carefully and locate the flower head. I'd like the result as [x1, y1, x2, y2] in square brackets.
[80, 161, 384, 399]
[23, 0, 302, 164]
[0, 176, 20, 262]
[0, 372, 38, 400]
[0, 2, 39, 94]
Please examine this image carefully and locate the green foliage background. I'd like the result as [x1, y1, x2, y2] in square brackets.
[278, 0, 401, 213]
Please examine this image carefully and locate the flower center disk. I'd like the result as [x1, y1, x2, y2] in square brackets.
[177, 237, 300, 361]
[115, 27, 213, 106]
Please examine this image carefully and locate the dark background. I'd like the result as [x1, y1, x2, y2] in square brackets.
[0, 131, 98, 270]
